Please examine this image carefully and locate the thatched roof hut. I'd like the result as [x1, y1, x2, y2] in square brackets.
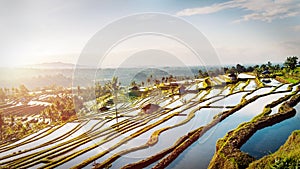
[262, 70, 270, 75]
[99, 106, 109, 112]
[141, 103, 161, 114]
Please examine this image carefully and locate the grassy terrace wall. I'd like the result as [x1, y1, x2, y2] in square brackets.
[275, 76, 290, 84]
[119, 82, 279, 169]
[92, 92, 212, 168]
[1, 88, 195, 168]
[90, 86, 223, 168]
[1, 94, 179, 168]
[2, 80, 298, 169]
[150, 83, 295, 168]
[255, 77, 264, 88]
[208, 88, 300, 169]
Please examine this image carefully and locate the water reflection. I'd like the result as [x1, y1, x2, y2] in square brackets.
[241, 104, 300, 159]
[168, 93, 288, 169]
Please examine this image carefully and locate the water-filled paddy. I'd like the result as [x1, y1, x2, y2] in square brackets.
[1, 79, 297, 169]
[0, 123, 80, 157]
[167, 92, 290, 169]
[241, 104, 300, 159]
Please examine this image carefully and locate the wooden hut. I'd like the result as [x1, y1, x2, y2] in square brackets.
[227, 73, 237, 83]
[141, 104, 161, 114]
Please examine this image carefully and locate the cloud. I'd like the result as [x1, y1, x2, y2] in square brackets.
[176, 0, 300, 23]
[176, 1, 241, 16]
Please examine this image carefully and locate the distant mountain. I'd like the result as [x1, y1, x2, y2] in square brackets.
[22, 62, 89, 69]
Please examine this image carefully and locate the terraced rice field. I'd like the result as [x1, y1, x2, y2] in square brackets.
[0, 79, 299, 169]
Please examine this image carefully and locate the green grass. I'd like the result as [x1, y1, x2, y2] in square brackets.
[276, 68, 300, 84]
[283, 77, 299, 83]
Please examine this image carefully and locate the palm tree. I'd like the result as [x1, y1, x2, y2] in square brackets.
[108, 77, 119, 124]
[147, 78, 151, 86]
[77, 85, 81, 96]
[253, 65, 261, 77]
[274, 64, 281, 73]
[0, 110, 3, 141]
[165, 77, 169, 83]
[267, 61, 273, 71]
[198, 69, 203, 78]
[4, 88, 9, 95]
[130, 81, 137, 87]
[0, 88, 5, 102]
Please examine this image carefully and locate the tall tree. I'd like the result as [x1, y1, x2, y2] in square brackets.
[0, 88, 6, 102]
[230, 66, 237, 74]
[198, 69, 203, 78]
[109, 77, 119, 124]
[236, 64, 246, 73]
[77, 85, 81, 96]
[284, 56, 298, 71]
[130, 81, 137, 87]
[260, 64, 267, 71]
[274, 64, 281, 72]
[223, 67, 229, 74]
[4, 88, 9, 95]
[267, 61, 272, 67]
[246, 66, 254, 72]
[147, 78, 151, 86]
[0, 110, 3, 141]
[253, 65, 261, 77]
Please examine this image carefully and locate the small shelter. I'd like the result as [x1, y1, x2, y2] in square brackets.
[99, 106, 109, 112]
[226, 73, 237, 83]
[129, 86, 139, 91]
[159, 83, 179, 91]
[141, 104, 161, 114]
[262, 70, 271, 79]
[228, 73, 237, 80]
[262, 70, 270, 75]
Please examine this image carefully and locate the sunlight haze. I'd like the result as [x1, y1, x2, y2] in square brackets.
[0, 0, 299, 67]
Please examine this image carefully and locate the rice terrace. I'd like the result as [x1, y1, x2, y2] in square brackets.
[1, 0, 300, 168]
[0, 56, 300, 169]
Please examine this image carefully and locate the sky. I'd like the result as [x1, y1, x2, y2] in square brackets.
[0, 0, 300, 67]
